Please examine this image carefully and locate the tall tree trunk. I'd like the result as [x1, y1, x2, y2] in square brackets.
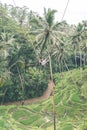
[75, 48, 77, 68]
[17, 67, 24, 105]
[79, 45, 82, 79]
[49, 54, 53, 80]
[49, 54, 56, 130]
[83, 53, 86, 68]
[52, 84, 56, 130]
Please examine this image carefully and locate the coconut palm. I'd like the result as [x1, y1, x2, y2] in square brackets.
[71, 23, 84, 67]
[81, 41, 87, 67]
[81, 21, 87, 67]
[71, 22, 87, 79]
[30, 8, 66, 75]
[29, 8, 67, 130]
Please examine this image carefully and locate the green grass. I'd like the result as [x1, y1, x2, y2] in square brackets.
[20, 114, 40, 125]
[0, 107, 7, 116]
[12, 109, 30, 120]
[0, 120, 5, 127]
[0, 67, 87, 129]
[62, 124, 73, 130]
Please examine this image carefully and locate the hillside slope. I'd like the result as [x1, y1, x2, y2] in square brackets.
[0, 67, 87, 130]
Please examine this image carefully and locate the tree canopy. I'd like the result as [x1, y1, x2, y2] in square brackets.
[0, 2, 87, 104]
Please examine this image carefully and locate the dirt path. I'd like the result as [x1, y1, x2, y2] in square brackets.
[3, 80, 55, 106]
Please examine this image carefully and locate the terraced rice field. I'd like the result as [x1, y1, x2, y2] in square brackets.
[0, 67, 87, 130]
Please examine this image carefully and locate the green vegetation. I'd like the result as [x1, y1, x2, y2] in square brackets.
[0, 2, 87, 130]
[0, 68, 87, 130]
[0, 2, 87, 104]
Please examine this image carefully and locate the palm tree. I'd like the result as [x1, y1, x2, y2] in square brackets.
[71, 22, 87, 78]
[29, 8, 66, 130]
[81, 21, 87, 67]
[81, 41, 87, 67]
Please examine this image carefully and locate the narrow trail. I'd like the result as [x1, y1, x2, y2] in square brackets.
[3, 80, 54, 106]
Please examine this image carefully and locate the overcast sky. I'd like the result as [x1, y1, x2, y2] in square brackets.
[0, 0, 87, 25]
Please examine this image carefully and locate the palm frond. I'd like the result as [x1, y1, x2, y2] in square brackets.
[44, 8, 57, 27]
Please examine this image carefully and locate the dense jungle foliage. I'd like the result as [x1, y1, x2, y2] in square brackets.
[0, 2, 87, 103]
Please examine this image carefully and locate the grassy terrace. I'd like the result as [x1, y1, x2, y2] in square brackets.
[0, 67, 87, 130]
